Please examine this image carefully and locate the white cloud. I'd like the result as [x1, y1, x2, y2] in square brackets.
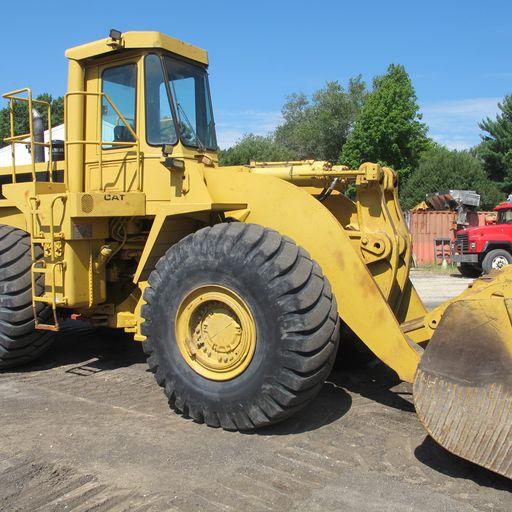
[215, 109, 283, 149]
[421, 97, 500, 150]
[215, 98, 502, 152]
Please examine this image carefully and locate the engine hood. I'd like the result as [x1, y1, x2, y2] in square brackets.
[460, 224, 510, 238]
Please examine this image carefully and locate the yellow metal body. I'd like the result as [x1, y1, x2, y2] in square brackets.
[412, 267, 512, 479]
[0, 31, 444, 381]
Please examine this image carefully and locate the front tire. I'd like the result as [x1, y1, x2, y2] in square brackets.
[141, 223, 340, 430]
[0, 225, 54, 369]
[482, 249, 512, 273]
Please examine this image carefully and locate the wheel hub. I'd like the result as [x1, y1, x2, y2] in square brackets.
[492, 256, 509, 270]
[175, 286, 256, 380]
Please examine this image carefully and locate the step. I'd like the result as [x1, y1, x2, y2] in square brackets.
[31, 236, 64, 243]
[31, 265, 62, 274]
[31, 267, 50, 274]
[33, 295, 66, 304]
[35, 323, 59, 332]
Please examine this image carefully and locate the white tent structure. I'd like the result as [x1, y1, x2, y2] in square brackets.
[0, 124, 65, 168]
[0, 122, 118, 168]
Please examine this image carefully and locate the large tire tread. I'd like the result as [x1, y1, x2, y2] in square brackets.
[142, 223, 340, 430]
[0, 226, 54, 370]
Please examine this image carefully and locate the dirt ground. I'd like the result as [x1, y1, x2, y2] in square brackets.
[0, 270, 510, 511]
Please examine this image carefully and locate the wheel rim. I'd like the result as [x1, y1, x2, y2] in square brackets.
[491, 256, 509, 270]
[175, 285, 257, 381]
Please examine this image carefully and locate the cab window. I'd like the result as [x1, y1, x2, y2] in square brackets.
[144, 53, 217, 150]
[498, 209, 512, 224]
[144, 54, 178, 146]
[101, 64, 137, 146]
[163, 55, 217, 150]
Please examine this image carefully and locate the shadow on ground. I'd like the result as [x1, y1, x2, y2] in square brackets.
[251, 357, 413, 436]
[252, 380, 353, 435]
[331, 363, 415, 413]
[415, 436, 512, 492]
[13, 321, 146, 374]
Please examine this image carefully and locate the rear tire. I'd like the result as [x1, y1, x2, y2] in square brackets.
[141, 223, 340, 430]
[482, 249, 512, 274]
[0, 225, 54, 369]
[457, 262, 482, 278]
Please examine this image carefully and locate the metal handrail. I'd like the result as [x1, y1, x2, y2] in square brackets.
[1, 88, 54, 183]
[64, 91, 141, 192]
[28, 194, 67, 330]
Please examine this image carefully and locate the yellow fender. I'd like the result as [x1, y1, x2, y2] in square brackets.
[204, 167, 421, 382]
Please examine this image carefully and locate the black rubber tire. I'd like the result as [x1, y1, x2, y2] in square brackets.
[0, 225, 54, 369]
[457, 262, 482, 278]
[141, 223, 340, 430]
[481, 249, 512, 274]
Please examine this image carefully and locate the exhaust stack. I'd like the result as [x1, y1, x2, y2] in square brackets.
[32, 108, 45, 163]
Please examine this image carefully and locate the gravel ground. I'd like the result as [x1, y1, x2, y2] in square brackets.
[409, 268, 473, 310]
[0, 270, 510, 512]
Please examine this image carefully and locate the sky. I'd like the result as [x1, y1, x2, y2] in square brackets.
[0, 0, 510, 150]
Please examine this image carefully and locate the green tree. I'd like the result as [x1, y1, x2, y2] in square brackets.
[218, 134, 295, 166]
[274, 77, 367, 162]
[0, 94, 64, 148]
[478, 95, 512, 191]
[339, 64, 430, 183]
[400, 146, 503, 210]
[219, 77, 367, 166]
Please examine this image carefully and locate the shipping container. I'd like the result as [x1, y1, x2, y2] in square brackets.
[407, 210, 492, 265]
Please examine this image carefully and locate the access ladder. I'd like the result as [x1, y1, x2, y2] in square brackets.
[28, 195, 67, 331]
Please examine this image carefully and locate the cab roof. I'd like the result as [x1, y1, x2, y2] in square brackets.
[494, 202, 512, 211]
[65, 31, 208, 65]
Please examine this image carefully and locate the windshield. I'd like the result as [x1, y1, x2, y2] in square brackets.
[145, 53, 217, 150]
[497, 209, 512, 224]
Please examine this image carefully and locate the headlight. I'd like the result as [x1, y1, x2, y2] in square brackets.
[470, 241, 476, 250]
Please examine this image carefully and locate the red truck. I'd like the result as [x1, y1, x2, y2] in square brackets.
[454, 201, 512, 277]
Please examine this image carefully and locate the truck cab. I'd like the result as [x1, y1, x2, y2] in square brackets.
[454, 201, 512, 276]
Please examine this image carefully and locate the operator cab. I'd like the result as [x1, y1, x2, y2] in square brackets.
[64, 30, 219, 194]
[65, 30, 218, 158]
[96, 48, 217, 152]
[0, 30, 218, 197]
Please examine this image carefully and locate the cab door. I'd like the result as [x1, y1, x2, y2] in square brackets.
[83, 57, 141, 193]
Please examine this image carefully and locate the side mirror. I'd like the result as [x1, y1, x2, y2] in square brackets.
[162, 144, 173, 157]
[161, 144, 185, 171]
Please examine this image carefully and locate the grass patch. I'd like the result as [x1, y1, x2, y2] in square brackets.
[413, 263, 458, 275]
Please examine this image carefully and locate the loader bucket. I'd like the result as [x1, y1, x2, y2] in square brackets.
[414, 298, 512, 479]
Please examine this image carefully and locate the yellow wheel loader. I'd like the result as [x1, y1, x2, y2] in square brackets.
[0, 30, 510, 479]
